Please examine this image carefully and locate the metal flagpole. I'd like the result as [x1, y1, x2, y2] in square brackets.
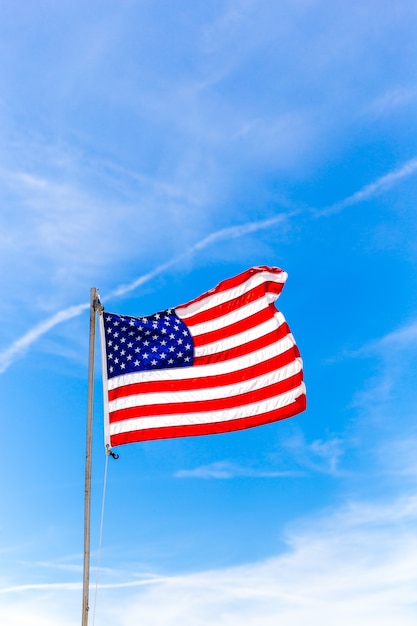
[82, 288, 100, 626]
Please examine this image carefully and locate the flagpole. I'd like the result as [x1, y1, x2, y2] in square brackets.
[82, 288, 99, 626]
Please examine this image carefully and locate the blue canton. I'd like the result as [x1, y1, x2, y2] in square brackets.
[103, 309, 195, 379]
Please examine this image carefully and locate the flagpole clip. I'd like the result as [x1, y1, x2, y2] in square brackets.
[106, 444, 119, 460]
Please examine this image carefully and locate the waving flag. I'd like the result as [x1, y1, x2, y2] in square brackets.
[99, 266, 306, 448]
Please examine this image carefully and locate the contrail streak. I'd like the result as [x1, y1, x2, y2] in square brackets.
[316, 157, 417, 216]
[0, 303, 89, 374]
[0, 213, 291, 373]
[0, 575, 172, 594]
[1, 154, 416, 374]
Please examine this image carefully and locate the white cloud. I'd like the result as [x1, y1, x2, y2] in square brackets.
[2, 492, 415, 626]
[174, 430, 346, 479]
[280, 431, 345, 475]
[109, 494, 417, 626]
[175, 460, 301, 479]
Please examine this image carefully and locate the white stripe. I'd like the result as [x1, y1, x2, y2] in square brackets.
[176, 270, 287, 319]
[109, 382, 306, 435]
[108, 358, 302, 412]
[107, 331, 296, 390]
[194, 317, 277, 357]
[183, 296, 268, 336]
[186, 302, 285, 339]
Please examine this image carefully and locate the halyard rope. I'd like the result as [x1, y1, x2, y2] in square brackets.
[91, 450, 110, 626]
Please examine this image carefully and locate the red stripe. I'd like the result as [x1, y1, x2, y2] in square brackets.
[110, 393, 306, 446]
[181, 282, 283, 326]
[108, 344, 300, 401]
[109, 371, 303, 422]
[192, 306, 273, 347]
[176, 267, 285, 313]
[194, 323, 292, 366]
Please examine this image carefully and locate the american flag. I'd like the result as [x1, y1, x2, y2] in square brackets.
[100, 266, 306, 448]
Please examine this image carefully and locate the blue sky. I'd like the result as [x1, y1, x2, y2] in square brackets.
[1, 1, 417, 624]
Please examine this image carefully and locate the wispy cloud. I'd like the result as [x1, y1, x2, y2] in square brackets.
[280, 431, 345, 476]
[2, 155, 417, 375]
[364, 86, 417, 119]
[363, 319, 417, 355]
[3, 491, 415, 626]
[337, 317, 417, 466]
[115, 494, 417, 626]
[329, 318, 417, 363]
[175, 431, 346, 479]
[175, 460, 302, 479]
